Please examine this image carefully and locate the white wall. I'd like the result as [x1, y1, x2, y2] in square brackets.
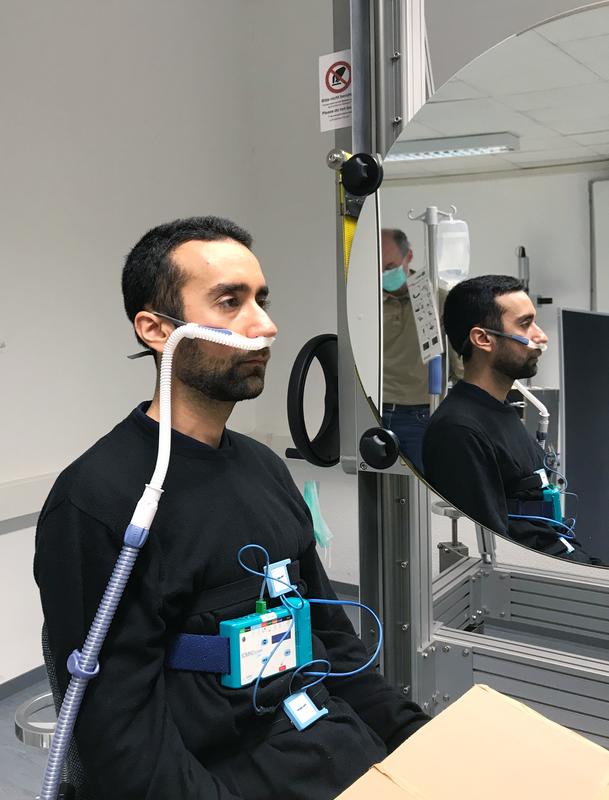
[0, 0, 351, 686]
[0, 528, 42, 685]
[0, 0, 294, 684]
[242, 1, 338, 440]
[0, 0, 258, 489]
[380, 161, 609, 389]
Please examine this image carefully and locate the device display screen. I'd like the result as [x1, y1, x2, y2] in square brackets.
[239, 616, 296, 685]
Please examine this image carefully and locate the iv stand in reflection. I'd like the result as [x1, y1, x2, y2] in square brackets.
[408, 205, 457, 412]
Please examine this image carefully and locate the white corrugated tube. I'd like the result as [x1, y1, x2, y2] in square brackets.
[40, 323, 274, 799]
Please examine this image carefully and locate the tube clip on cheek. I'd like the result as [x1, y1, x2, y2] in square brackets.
[184, 323, 275, 351]
[514, 336, 548, 353]
[180, 322, 275, 350]
[484, 328, 547, 352]
[150, 312, 275, 351]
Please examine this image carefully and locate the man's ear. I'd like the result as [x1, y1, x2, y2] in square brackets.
[134, 311, 173, 356]
[469, 326, 494, 355]
[406, 249, 414, 265]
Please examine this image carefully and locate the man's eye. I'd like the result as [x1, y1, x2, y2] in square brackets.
[258, 298, 270, 310]
[219, 297, 240, 309]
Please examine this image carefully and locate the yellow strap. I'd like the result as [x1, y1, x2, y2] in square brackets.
[339, 181, 357, 278]
[333, 151, 357, 279]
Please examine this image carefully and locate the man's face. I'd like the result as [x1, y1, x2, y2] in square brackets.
[171, 238, 278, 402]
[490, 291, 548, 380]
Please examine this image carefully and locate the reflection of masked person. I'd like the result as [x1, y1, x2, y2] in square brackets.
[381, 228, 461, 472]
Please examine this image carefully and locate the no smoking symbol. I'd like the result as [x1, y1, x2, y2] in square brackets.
[325, 61, 351, 94]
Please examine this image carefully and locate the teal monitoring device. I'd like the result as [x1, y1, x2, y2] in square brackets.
[544, 485, 562, 525]
[220, 597, 313, 688]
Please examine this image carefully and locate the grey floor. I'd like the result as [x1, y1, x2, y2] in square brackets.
[1, 678, 50, 799]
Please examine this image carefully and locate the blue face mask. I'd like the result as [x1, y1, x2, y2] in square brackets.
[382, 265, 407, 292]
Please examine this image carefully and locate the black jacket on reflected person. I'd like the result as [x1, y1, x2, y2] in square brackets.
[35, 403, 428, 800]
[422, 381, 591, 559]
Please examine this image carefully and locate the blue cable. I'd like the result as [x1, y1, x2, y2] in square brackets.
[543, 455, 568, 492]
[288, 660, 331, 695]
[251, 613, 295, 714]
[237, 545, 298, 713]
[561, 492, 579, 531]
[236, 544, 384, 700]
[508, 513, 575, 539]
[237, 543, 274, 599]
[305, 599, 383, 678]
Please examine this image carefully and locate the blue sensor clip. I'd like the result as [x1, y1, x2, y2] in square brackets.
[283, 691, 328, 731]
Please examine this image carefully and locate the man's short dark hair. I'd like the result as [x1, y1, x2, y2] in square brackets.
[122, 216, 253, 349]
[382, 228, 411, 258]
[443, 275, 526, 361]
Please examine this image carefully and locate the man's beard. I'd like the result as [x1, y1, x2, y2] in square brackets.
[175, 341, 269, 402]
[493, 340, 539, 380]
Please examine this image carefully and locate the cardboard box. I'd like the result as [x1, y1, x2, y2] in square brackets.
[337, 684, 609, 799]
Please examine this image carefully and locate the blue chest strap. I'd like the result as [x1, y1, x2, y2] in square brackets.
[166, 633, 230, 673]
[165, 559, 303, 674]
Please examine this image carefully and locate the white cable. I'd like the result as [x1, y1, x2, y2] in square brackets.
[148, 324, 275, 493]
[513, 379, 549, 448]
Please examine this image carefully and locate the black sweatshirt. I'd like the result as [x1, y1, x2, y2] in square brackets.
[422, 381, 573, 556]
[35, 403, 428, 800]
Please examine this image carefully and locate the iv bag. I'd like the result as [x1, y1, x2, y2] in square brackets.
[436, 218, 470, 285]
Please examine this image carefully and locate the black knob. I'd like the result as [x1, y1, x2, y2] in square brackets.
[359, 428, 400, 470]
[341, 153, 384, 197]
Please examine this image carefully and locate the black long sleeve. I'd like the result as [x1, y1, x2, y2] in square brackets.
[36, 497, 242, 799]
[423, 421, 509, 535]
[423, 381, 577, 556]
[35, 404, 427, 800]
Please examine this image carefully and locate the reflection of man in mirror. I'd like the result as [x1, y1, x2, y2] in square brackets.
[382, 228, 427, 472]
[422, 275, 602, 564]
[382, 228, 461, 472]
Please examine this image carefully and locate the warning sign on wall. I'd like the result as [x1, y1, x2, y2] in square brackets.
[319, 49, 352, 132]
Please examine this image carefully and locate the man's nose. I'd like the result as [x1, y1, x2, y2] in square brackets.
[249, 303, 278, 338]
[531, 322, 548, 344]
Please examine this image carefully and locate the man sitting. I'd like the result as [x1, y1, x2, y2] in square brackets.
[35, 216, 428, 800]
[422, 274, 601, 564]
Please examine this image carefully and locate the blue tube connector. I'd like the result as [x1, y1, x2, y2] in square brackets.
[124, 523, 149, 549]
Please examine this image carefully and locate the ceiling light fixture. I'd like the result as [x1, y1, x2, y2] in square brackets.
[385, 132, 519, 162]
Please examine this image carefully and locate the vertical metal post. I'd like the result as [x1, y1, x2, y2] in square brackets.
[358, 466, 434, 697]
[333, 0, 358, 475]
[374, 0, 427, 157]
[378, 474, 413, 690]
[358, 471, 413, 694]
[351, 0, 373, 153]
[426, 207, 439, 295]
[334, 0, 434, 703]
[425, 207, 441, 413]
[401, 0, 427, 126]
[358, 470, 382, 655]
